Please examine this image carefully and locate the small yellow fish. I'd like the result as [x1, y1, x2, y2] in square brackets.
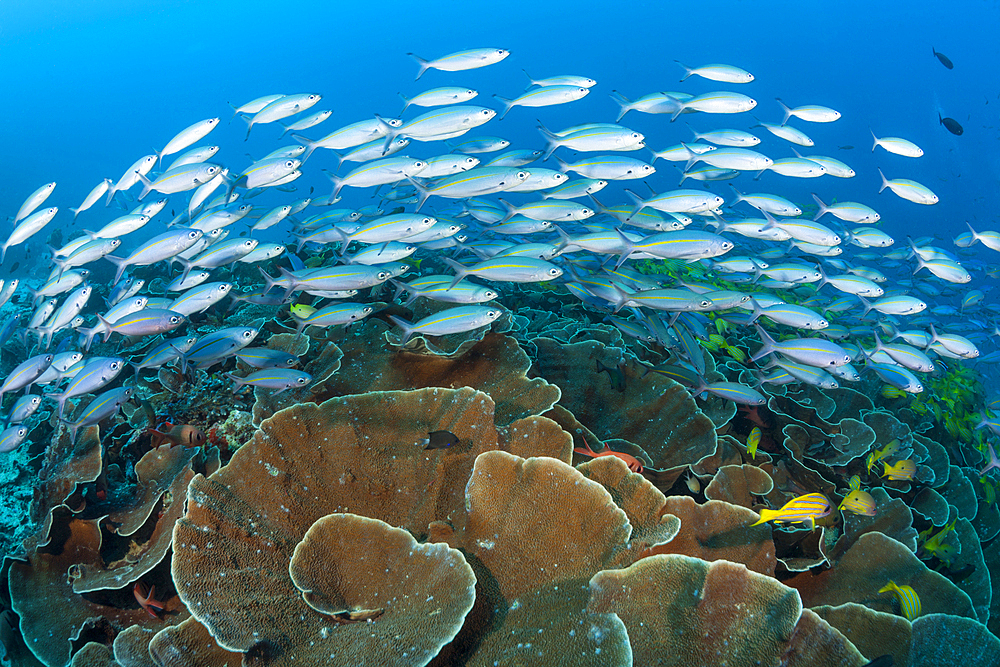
[848, 475, 861, 491]
[724, 344, 747, 362]
[838, 489, 876, 516]
[879, 580, 921, 621]
[750, 493, 831, 530]
[881, 386, 906, 399]
[984, 478, 996, 505]
[882, 459, 916, 481]
[708, 333, 727, 348]
[290, 304, 317, 319]
[746, 426, 761, 460]
[867, 439, 901, 473]
[919, 518, 957, 565]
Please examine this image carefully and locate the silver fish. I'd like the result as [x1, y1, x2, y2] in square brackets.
[0, 354, 55, 401]
[389, 305, 503, 344]
[409, 48, 509, 80]
[62, 386, 134, 444]
[224, 369, 312, 394]
[48, 356, 124, 417]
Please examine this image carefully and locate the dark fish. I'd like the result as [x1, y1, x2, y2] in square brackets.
[932, 46, 954, 69]
[239, 230, 247, 236]
[862, 656, 893, 667]
[596, 358, 626, 392]
[940, 113, 964, 135]
[948, 563, 976, 582]
[838, 145, 854, 150]
[9, 262, 18, 271]
[421, 430, 460, 449]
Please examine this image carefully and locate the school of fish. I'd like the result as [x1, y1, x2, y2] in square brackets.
[0, 48, 996, 629]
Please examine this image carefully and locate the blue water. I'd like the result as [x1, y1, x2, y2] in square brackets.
[2, 0, 997, 245]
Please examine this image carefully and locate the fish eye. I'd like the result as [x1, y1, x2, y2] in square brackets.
[297, 377, 307, 384]
[171, 317, 180, 323]
[111, 362, 121, 369]
[517, 171, 528, 179]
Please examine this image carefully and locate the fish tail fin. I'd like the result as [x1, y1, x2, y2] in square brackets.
[810, 193, 829, 221]
[674, 60, 692, 81]
[105, 254, 129, 285]
[747, 298, 763, 325]
[324, 169, 345, 200]
[440, 257, 470, 288]
[681, 142, 701, 172]
[277, 123, 291, 139]
[552, 155, 570, 174]
[497, 198, 517, 223]
[521, 68, 536, 89]
[553, 224, 572, 253]
[388, 314, 415, 345]
[966, 221, 980, 244]
[878, 581, 898, 595]
[404, 175, 431, 212]
[609, 91, 632, 122]
[607, 283, 633, 314]
[78, 326, 100, 352]
[775, 98, 792, 126]
[96, 313, 114, 343]
[749, 510, 773, 527]
[750, 323, 777, 362]
[877, 168, 889, 193]
[728, 183, 745, 207]
[258, 266, 280, 295]
[537, 122, 561, 161]
[397, 92, 411, 114]
[859, 296, 873, 317]
[612, 228, 637, 271]
[291, 134, 320, 163]
[493, 94, 514, 120]
[870, 128, 880, 152]
[223, 372, 247, 393]
[408, 53, 429, 80]
[669, 96, 687, 122]
[135, 171, 154, 201]
[624, 188, 647, 219]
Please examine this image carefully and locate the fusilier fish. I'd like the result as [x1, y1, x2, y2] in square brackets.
[675, 61, 754, 83]
[14, 182, 56, 224]
[70, 179, 112, 219]
[157, 118, 220, 165]
[494, 85, 589, 119]
[409, 48, 510, 80]
[107, 229, 204, 283]
[399, 87, 478, 112]
[1, 206, 58, 264]
[389, 305, 504, 344]
[244, 93, 322, 140]
[877, 169, 939, 205]
[224, 369, 312, 394]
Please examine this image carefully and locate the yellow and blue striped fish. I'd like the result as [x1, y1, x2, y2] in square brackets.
[882, 459, 916, 481]
[746, 426, 761, 460]
[848, 475, 862, 491]
[838, 489, 876, 516]
[750, 493, 831, 530]
[866, 439, 901, 473]
[879, 580, 920, 621]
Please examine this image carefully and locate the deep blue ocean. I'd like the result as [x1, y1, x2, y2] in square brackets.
[2, 0, 997, 239]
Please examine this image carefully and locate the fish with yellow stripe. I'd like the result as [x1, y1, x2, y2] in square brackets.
[879, 580, 920, 620]
[866, 438, 901, 473]
[918, 518, 957, 566]
[882, 459, 916, 481]
[746, 426, 761, 460]
[838, 488, 876, 516]
[750, 493, 831, 530]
